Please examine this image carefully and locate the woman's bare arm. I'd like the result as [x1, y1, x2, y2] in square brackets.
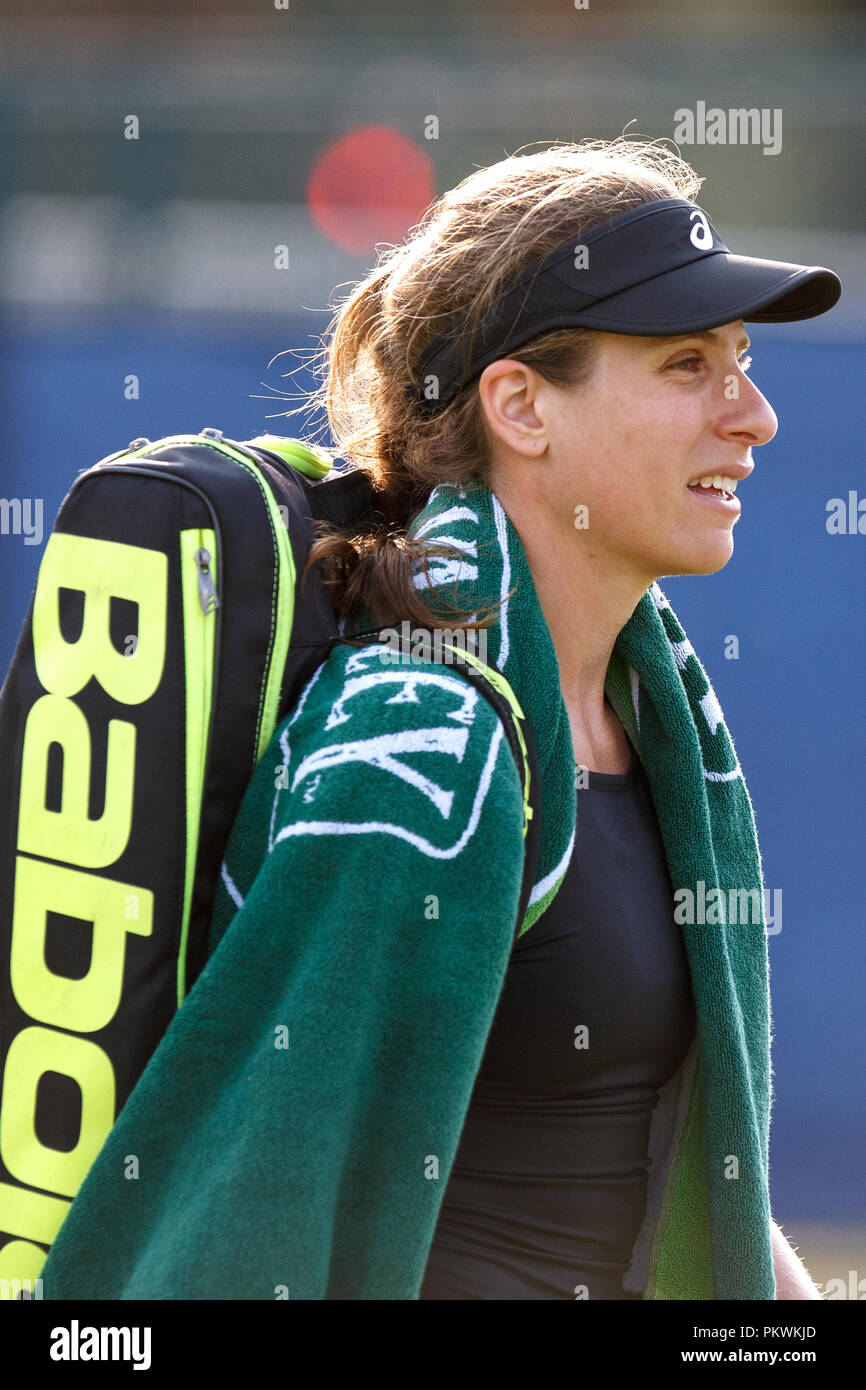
[771, 1219, 823, 1300]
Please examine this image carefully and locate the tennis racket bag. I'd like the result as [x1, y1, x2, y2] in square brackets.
[0, 426, 541, 1292]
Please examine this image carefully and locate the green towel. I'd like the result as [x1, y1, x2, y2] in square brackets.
[39, 478, 775, 1300]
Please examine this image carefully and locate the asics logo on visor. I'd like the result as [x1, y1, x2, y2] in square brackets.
[689, 209, 715, 250]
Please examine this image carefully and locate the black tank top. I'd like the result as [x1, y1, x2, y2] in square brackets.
[418, 740, 697, 1300]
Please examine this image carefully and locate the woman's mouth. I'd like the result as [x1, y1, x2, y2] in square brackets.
[687, 474, 741, 511]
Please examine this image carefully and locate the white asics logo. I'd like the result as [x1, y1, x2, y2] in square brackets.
[688, 209, 714, 250]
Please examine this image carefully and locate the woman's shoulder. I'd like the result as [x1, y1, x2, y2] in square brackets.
[263, 637, 526, 855]
[209, 635, 527, 957]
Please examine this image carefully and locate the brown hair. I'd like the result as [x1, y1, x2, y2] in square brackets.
[280, 137, 704, 644]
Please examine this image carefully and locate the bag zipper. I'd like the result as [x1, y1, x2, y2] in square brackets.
[194, 545, 219, 616]
[178, 527, 218, 1005]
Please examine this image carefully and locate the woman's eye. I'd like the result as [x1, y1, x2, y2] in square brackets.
[666, 353, 753, 375]
[667, 356, 703, 373]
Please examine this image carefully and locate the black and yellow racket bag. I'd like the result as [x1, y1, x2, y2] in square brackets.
[0, 427, 540, 1293]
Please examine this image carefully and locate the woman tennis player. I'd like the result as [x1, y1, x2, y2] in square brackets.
[41, 137, 841, 1301]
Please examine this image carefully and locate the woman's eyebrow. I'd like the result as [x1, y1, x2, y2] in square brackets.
[649, 330, 752, 353]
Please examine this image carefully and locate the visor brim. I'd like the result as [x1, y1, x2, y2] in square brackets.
[559, 251, 842, 335]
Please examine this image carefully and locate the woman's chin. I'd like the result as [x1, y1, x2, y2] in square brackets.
[663, 536, 736, 577]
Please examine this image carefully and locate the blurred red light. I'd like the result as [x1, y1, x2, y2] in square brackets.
[307, 124, 435, 255]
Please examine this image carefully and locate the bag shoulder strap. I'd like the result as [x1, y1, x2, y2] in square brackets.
[442, 640, 542, 943]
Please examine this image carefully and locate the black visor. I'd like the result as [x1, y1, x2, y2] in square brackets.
[410, 198, 842, 410]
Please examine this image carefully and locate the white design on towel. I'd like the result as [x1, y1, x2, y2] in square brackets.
[413, 532, 478, 558]
[291, 726, 472, 820]
[412, 510, 479, 539]
[670, 638, 695, 669]
[325, 667, 478, 730]
[273, 718, 508, 860]
[266, 645, 510, 859]
[629, 665, 641, 732]
[704, 765, 742, 782]
[411, 500, 480, 590]
[220, 860, 245, 909]
[528, 825, 576, 907]
[647, 582, 742, 782]
[413, 557, 478, 589]
[490, 492, 512, 670]
[699, 686, 725, 736]
[268, 660, 330, 852]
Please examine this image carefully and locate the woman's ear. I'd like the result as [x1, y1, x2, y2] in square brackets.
[478, 359, 547, 458]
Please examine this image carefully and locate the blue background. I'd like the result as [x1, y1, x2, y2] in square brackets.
[0, 314, 863, 1220]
